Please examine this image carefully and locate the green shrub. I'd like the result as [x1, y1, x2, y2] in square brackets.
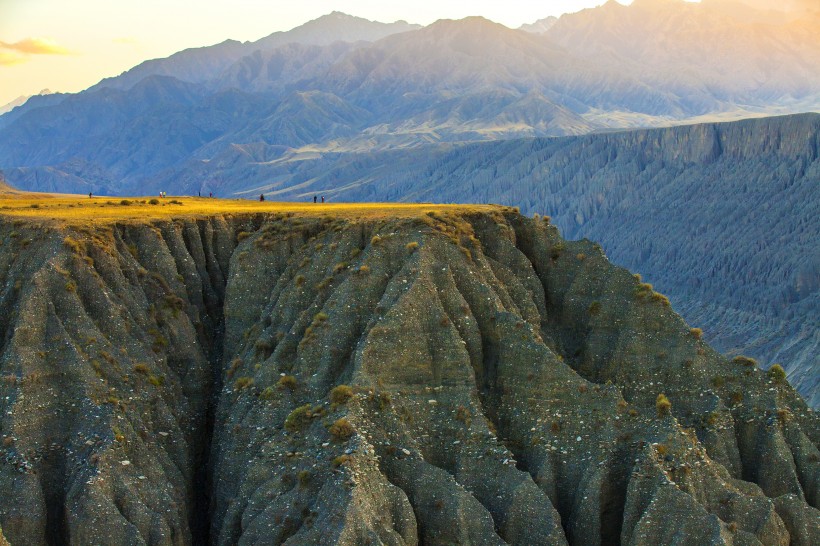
[285, 404, 314, 432]
[588, 301, 601, 316]
[134, 363, 150, 375]
[259, 387, 276, 401]
[237, 231, 252, 242]
[690, 328, 703, 340]
[120, 199, 132, 206]
[332, 454, 351, 467]
[277, 375, 297, 391]
[651, 291, 671, 306]
[329, 418, 355, 441]
[732, 355, 757, 367]
[370, 235, 382, 245]
[656, 393, 671, 417]
[295, 274, 305, 286]
[768, 364, 786, 383]
[148, 375, 165, 387]
[406, 241, 419, 252]
[149, 198, 160, 205]
[329, 384, 353, 405]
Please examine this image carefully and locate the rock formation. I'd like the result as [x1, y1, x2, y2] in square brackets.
[0, 206, 816, 544]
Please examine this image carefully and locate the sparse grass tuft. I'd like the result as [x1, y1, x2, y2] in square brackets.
[768, 364, 786, 383]
[329, 384, 353, 405]
[277, 375, 297, 391]
[134, 363, 150, 375]
[690, 328, 703, 340]
[732, 355, 758, 367]
[406, 241, 419, 252]
[329, 418, 355, 441]
[332, 454, 351, 467]
[234, 376, 254, 391]
[285, 404, 314, 432]
[370, 235, 382, 245]
[256, 387, 274, 401]
[656, 393, 671, 417]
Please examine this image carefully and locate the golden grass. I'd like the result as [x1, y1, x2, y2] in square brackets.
[0, 193, 505, 226]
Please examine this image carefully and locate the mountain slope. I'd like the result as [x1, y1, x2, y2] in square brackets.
[0, 201, 817, 543]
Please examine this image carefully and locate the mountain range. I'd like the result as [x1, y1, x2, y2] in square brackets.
[0, 1, 818, 405]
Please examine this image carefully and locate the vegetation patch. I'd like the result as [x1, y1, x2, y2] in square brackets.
[285, 404, 315, 432]
[656, 393, 672, 416]
[329, 418, 355, 441]
[329, 385, 353, 405]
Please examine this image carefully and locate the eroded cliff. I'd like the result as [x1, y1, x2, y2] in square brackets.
[0, 203, 817, 545]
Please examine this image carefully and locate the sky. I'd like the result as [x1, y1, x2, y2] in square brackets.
[0, 0, 646, 105]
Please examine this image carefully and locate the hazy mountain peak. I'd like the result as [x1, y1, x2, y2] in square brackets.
[519, 16, 558, 33]
[255, 11, 421, 49]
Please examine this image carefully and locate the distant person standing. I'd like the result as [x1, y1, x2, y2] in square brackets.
[88, 192, 92, 198]
[313, 195, 317, 203]
[259, 194, 265, 202]
[321, 196, 325, 203]
[209, 192, 213, 198]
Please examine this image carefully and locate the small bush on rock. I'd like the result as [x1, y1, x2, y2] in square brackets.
[329, 418, 355, 441]
[329, 385, 353, 405]
[656, 393, 671, 417]
[768, 364, 786, 383]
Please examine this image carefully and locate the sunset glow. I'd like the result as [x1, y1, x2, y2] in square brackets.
[0, 0, 814, 107]
[2, 0, 632, 106]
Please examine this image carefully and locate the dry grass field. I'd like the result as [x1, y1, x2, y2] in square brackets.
[0, 192, 506, 225]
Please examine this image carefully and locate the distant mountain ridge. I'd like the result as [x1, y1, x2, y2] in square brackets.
[89, 12, 420, 93]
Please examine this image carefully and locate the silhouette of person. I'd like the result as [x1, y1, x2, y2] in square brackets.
[321, 196, 325, 203]
[259, 194, 265, 202]
[88, 192, 92, 198]
[313, 195, 317, 203]
[209, 192, 213, 198]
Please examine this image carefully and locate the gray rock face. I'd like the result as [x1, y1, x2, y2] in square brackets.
[0, 207, 817, 544]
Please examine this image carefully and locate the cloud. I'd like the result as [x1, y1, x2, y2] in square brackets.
[0, 37, 72, 56]
[0, 51, 26, 66]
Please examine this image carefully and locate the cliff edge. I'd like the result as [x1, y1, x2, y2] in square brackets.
[0, 199, 817, 544]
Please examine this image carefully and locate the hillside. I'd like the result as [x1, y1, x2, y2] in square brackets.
[0, 198, 817, 544]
